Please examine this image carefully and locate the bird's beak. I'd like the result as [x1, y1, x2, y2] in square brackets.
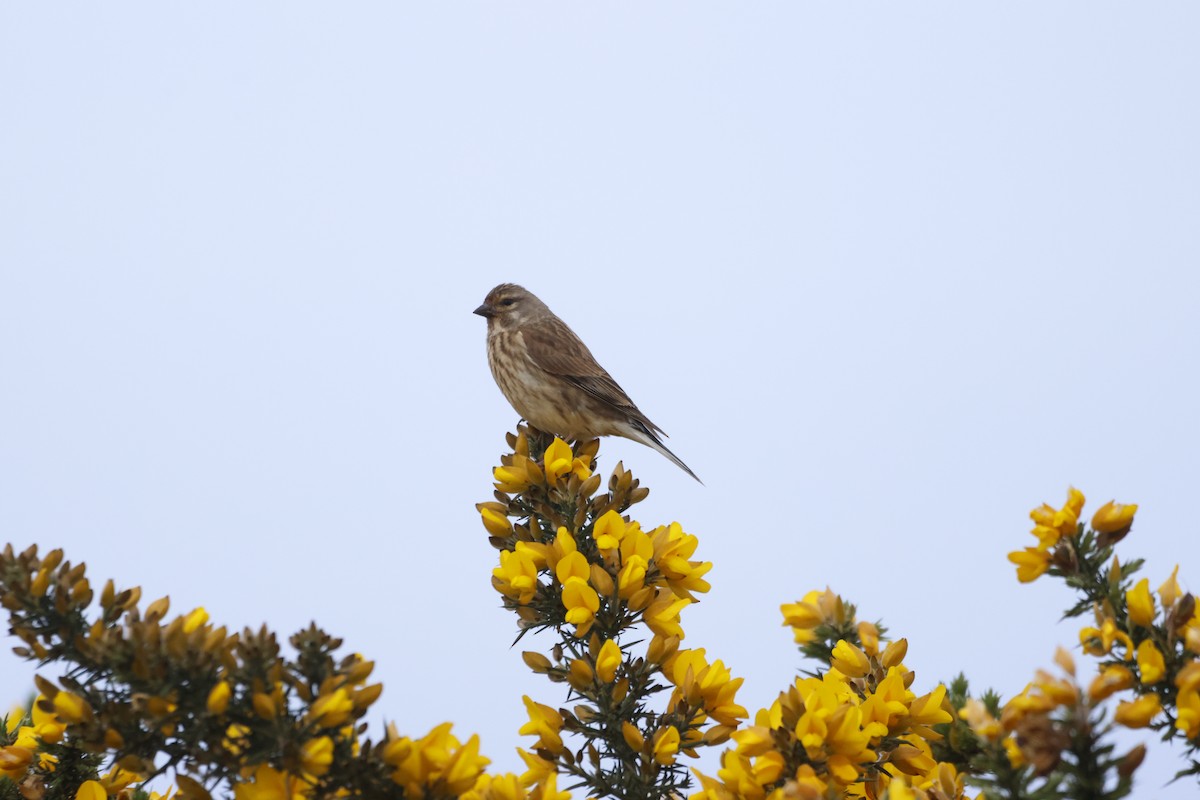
[473, 303, 494, 318]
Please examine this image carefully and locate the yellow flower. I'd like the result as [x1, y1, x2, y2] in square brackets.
[958, 698, 1001, 740]
[207, 681, 231, 715]
[518, 696, 564, 754]
[781, 599, 823, 630]
[51, 691, 92, 724]
[1080, 617, 1134, 658]
[1008, 548, 1051, 583]
[643, 591, 690, 639]
[651, 522, 711, 600]
[593, 510, 626, 551]
[860, 668, 911, 736]
[516, 748, 555, 786]
[1159, 565, 1182, 608]
[1126, 579, 1156, 627]
[0, 745, 34, 779]
[857, 622, 880, 657]
[75, 781, 107, 800]
[886, 777, 916, 800]
[385, 723, 490, 796]
[493, 454, 544, 493]
[528, 772, 571, 800]
[1113, 694, 1162, 728]
[596, 640, 621, 683]
[1053, 646, 1076, 677]
[493, 548, 540, 605]
[567, 658, 593, 691]
[543, 437, 591, 483]
[1028, 488, 1085, 548]
[1136, 640, 1165, 684]
[888, 743, 936, 776]
[824, 704, 875, 764]
[1062, 487, 1086, 524]
[830, 640, 870, 678]
[663, 649, 747, 727]
[652, 726, 680, 765]
[478, 503, 513, 537]
[1177, 688, 1200, 740]
[1091, 500, 1137, 535]
[300, 736, 334, 777]
[99, 766, 142, 795]
[1088, 665, 1135, 701]
[252, 692, 277, 719]
[183, 607, 209, 633]
[555, 550, 590, 585]
[233, 765, 309, 800]
[29, 697, 66, 743]
[909, 685, 953, 726]
[616, 558, 648, 599]
[1003, 735, 1025, 768]
[309, 688, 354, 727]
[561, 578, 599, 635]
[730, 725, 774, 757]
[1178, 661, 1200, 693]
[881, 638, 908, 669]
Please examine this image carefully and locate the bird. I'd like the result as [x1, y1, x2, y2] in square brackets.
[474, 283, 701, 483]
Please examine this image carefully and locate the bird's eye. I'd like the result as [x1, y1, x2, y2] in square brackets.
[499, 298, 516, 307]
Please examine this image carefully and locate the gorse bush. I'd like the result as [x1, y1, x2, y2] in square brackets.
[0, 429, 1196, 799]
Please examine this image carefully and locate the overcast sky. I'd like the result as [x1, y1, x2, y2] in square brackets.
[2, 3, 1198, 796]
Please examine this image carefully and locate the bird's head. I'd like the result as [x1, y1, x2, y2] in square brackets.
[473, 284, 548, 331]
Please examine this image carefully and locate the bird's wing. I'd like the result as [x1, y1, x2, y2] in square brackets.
[521, 316, 667, 437]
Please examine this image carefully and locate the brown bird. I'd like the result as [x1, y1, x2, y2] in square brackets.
[474, 284, 701, 483]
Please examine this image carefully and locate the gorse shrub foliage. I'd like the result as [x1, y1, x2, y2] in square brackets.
[0, 429, 1196, 799]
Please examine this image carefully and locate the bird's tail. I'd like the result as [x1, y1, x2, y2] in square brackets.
[630, 421, 703, 484]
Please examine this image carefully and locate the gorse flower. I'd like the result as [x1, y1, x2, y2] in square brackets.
[480, 428, 735, 799]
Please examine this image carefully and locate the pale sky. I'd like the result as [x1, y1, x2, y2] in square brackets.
[2, 4, 1198, 797]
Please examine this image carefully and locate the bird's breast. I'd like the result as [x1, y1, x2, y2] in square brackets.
[485, 330, 610, 439]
